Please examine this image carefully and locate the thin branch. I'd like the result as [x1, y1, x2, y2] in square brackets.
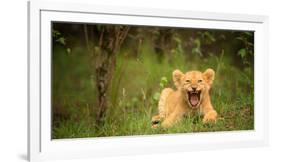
[83, 24, 90, 53]
[120, 26, 130, 45]
[99, 27, 105, 47]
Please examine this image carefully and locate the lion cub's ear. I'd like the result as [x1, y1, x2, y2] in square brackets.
[203, 68, 215, 86]
[173, 69, 184, 88]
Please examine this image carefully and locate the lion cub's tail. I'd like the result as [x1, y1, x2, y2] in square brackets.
[158, 88, 173, 118]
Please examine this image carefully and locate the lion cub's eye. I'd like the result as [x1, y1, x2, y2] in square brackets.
[198, 79, 203, 83]
[185, 80, 191, 83]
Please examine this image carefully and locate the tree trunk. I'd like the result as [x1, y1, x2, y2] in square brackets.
[95, 50, 112, 124]
[93, 25, 130, 125]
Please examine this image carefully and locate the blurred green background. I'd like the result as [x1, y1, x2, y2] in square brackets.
[52, 23, 254, 139]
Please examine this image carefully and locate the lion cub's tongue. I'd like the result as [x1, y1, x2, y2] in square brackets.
[190, 94, 199, 106]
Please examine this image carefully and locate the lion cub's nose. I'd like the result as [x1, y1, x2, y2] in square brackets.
[192, 87, 197, 91]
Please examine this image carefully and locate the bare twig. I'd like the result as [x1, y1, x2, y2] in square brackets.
[83, 24, 90, 53]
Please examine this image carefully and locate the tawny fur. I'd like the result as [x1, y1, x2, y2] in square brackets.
[152, 69, 217, 128]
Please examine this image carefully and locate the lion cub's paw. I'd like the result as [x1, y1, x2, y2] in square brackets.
[203, 111, 217, 124]
[151, 115, 161, 129]
[151, 124, 160, 129]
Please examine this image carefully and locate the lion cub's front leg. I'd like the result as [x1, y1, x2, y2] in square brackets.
[203, 110, 217, 123]
[151, 88, 173, 128]
[202, 102, 217, 123]
[161, 110, 183, 128]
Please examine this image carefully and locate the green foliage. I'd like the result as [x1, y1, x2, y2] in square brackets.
[236, 32, 254, 66]
[191, 31, 217, 57]
[153, 76, 168, 102]
[153, 92, 161, 102]
[52, 29, 71, 54]
[66, 48, 71, 54]
[171, 35, 184, 56]
[52, 30, 61, 38]
[191, 38, 202, 56]
[57, 37, 66, 45]
[198, 31, 216, 45]
[238, 48, 247, 58]
[159, 76, 168, 89]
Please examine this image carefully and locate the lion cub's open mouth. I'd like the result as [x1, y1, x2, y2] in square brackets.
[187, 90, 201, 108]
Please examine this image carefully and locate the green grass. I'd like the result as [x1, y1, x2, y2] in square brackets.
[51, 40, 254, 139]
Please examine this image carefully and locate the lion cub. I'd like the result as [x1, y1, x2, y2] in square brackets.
[152, 69, 217, 128]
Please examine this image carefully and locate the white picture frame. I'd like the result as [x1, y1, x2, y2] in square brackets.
[28, 0, 269, 161]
